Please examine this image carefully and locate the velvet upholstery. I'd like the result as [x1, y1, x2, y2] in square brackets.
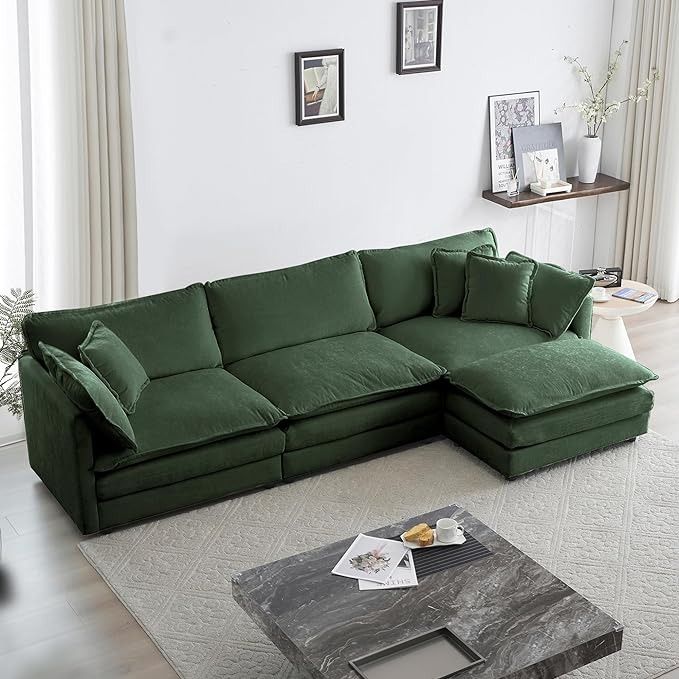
[78, 321, 149, 413]
[205, 252, 375, 365]
[22, 283, 221, 379]
[229, 332, 445, 419]
[569, 296, 594, 339]
[506, 251, 594, 338]
[359, 228, 497, 328]
[449, 340, 658, 417]
[94, 369, 285, 472]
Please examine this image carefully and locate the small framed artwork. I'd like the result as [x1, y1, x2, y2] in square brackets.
[295, 49, 345, 126]
[488, 91, 540, 192]
[396, 0, 443, 75]
[512, 123, 567, 191]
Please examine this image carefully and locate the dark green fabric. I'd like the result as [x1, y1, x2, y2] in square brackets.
[206, 252, 376, 365]
[94, 368, 285, 472]
[286, 387, 441, 451]
[506, 251, 594, 338]
[432, 243, 497, 317]
[569, 296, 593, 339]
[40, 342, 137, 451]
[444, 410, 650, 478]
[381, 316, 577, 374]
[450, 339, 658, 417]
[78, 321, 149, 414]
[359, 228, 498, 328]
[19, 355, 99, 534]
[22, 284, 222, 379]
[97, 456, 282, 530]
[229, 332, 445, 419]
[445, 386, 653, 449]
[283, 413, 440, 478]
[461, 253, 536, 326]
[96, 429, 284, 500]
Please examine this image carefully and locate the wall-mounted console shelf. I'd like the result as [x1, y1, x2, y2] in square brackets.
[481, 173, 630, 209]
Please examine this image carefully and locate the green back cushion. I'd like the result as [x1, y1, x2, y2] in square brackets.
[40, 342, 137, 449]
[432, 243, 497, 317]
[78, 321, 149, 414]
[23, 284, 222, 379]
[462, 253, 536, 326]
[359, 228, 497, 328]
[205, 252, 376, 365]
[449, 339, 658, 417]
[506, 251, 594, 338]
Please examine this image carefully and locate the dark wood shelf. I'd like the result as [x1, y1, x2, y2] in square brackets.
[482, 173, 630, 209]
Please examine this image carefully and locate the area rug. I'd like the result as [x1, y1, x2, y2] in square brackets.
[79, 432, 679, 679]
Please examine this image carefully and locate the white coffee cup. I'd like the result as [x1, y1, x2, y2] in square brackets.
[590, 287, 607, 302]
[436, 518, 463, 543]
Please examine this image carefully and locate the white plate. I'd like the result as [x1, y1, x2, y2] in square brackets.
[400, 526, 466, 549]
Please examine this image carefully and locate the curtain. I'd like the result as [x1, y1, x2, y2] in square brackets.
[615, 0, 678, 301]
[29, 0, 137, 311]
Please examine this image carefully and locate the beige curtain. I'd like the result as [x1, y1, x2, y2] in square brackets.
[614, 0, 673, 287]
[29, 0, 137, 311]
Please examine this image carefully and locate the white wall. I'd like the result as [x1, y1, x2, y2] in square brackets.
[125, 0, 619, 296]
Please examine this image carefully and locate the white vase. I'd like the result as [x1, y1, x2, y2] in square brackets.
[578, 135, 602, 183]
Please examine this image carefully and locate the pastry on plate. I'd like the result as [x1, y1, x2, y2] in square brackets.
[403, 523, 430, 543]
[417, 528, 435, 546]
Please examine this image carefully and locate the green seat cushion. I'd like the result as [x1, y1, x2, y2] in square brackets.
[506, 251, 594, 338]
[381, 315, 577, 374]
[96, 428, 284, 500]
[23, 284, 221, 379]
[359, 228, 497, 328]
[206, 252, 376, 365]
[461, 252, 536, 326]
[39, 342, 136, 451]
[93, 368, 285, 472]
[78, 321, 149, 414]
[228, 332, 446, 419]
[449, 339, 658, 417]
[432, 243, 497, 317]
[445, 385, 653, 449]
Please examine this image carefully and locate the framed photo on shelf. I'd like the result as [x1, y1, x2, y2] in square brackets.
[396, 0, 443, 74]
[294, 49, 345, 126]
[512, 122, 567, 191]
[488, 91, 540, 192]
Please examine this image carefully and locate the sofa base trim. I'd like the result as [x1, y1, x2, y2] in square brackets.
[443, 411, 650, 478]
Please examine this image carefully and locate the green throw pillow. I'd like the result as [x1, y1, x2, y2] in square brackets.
[40, 341, 137, 450]
[461, 252, 537, 326]
[506, 251, 594, 338]
[78, 320, 149, 413]
[432, 243, 497, 317]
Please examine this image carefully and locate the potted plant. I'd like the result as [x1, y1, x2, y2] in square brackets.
[555, 41, 660, 183]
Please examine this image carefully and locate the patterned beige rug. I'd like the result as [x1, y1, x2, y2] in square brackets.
[79, 432, 679, 679]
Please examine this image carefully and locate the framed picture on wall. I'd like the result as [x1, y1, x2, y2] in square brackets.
[488, 91, 540, 192]
[396, 0, 443, 74]
[295, 49, 345, 126]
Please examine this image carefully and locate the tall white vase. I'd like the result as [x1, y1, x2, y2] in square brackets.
[578, 135, 602, 183]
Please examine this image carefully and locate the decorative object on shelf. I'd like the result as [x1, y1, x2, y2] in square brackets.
[555, 40, 661, 183]
[488, 91, 540, 193]
[512, 122, 566, 192]
[506, 169, 520, 197]
[396, 0, 443, 75]
[0, 288, 35, 418]
[294, 49, 345, 126]
[530, 179, 572, 197]
[579, 266, 623, 288]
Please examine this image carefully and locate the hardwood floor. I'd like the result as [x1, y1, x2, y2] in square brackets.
[0, 302, 677, 678]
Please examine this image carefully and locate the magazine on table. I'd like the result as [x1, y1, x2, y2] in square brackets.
[331, 533, 408, 584]
[358, 551, 418, 590]
[612, 287, 657, 304]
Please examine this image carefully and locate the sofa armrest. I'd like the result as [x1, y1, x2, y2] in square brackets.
[19, 355, 99, 534]
[569, 295, 593, 339]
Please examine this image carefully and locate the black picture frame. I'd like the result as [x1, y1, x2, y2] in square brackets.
[294, 49, 345, 126]
[396, 0, 443, 75]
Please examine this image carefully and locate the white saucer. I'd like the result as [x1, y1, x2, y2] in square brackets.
[400, 526, 466, 549]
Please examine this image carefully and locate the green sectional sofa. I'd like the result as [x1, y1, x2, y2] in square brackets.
[19, 228, 656, 534]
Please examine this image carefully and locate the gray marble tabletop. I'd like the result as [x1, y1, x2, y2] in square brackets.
[232, 505, 623, 679]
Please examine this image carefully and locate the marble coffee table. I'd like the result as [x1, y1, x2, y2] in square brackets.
[232, 505, 622, 679]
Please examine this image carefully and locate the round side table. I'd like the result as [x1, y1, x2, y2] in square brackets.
[591, 279, 657, 360]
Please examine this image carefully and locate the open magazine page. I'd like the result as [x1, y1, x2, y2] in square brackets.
[358, 551, 418, 590]
[331, 534, 408, 584]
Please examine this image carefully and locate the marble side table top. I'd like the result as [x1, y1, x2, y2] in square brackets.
[232, 505, 623, 679]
